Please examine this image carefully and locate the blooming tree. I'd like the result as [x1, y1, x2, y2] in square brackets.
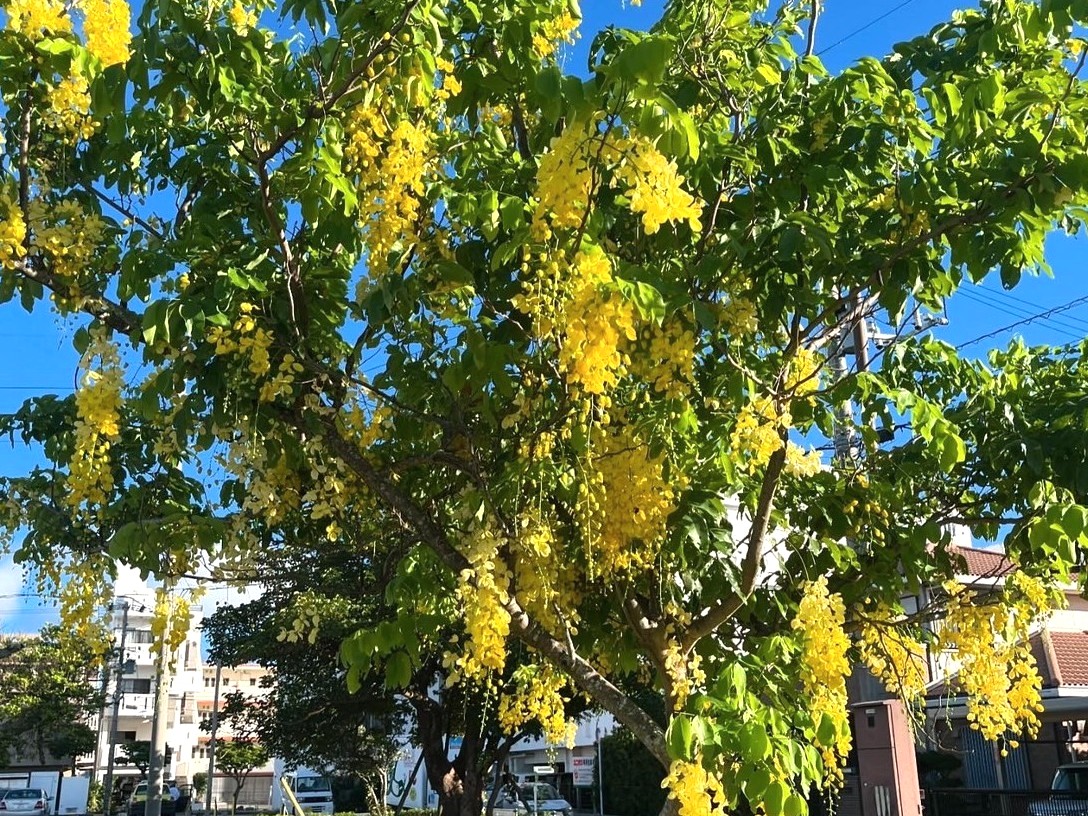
[3, 0, 1088, 814]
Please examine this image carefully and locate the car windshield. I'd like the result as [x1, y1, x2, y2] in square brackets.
[5, 792, 41, 801]
[1055, 768, 1088, 792]
[294, 777, 330, 794]
[519, 785, 561, 801]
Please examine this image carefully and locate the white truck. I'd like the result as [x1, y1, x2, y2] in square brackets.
[269, 761, 335, 816]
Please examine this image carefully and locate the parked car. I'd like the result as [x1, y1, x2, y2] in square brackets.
[0, 789, 51, 815]
[1029, 763, 1088, 816]
[485, 784, 571, 816]
[127, 783, 176, 816]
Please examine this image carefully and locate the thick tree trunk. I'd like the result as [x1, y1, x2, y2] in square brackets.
[415, 696, 487, 816]
[656, 795, 680, 816]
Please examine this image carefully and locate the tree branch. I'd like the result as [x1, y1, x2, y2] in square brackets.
[681, 441, 788, 652]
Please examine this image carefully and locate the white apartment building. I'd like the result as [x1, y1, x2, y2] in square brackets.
[85, 569, 273, 806]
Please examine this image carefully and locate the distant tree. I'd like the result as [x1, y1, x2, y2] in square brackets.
[213, 740, 270, 816]
[0, 626, 102, 769]
[118, 741, 151, 777]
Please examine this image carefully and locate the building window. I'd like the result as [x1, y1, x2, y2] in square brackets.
[120, 678, 152, 694]
[126, 629, 154, 644]
[114, 731, 137, 742]
[249, 678, 256, 686]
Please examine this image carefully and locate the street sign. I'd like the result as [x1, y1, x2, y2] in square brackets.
[532, 765, 555, 775]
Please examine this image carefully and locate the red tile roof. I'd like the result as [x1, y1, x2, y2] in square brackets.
[949, 545, 1015, 578]
[929, 629, 1088, 698]
[1040, 630, 1088, 687]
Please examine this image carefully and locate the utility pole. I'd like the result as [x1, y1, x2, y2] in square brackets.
[204, 662, 223, 813]
[146, 584, 175, 816]
[91, 634, 113, 786]
[102, 602, 131, 816]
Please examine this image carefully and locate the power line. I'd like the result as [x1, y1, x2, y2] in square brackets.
[957, 294, 1088, 349]
[957, 289, 1087, 341]
[817, 0, 921, 56]
[970, 284, 1088, 330]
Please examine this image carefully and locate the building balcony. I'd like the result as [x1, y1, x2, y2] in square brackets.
[118, 693, 155, 717]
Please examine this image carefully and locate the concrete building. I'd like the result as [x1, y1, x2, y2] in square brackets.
[506, 714, 616, 812]
[86, 570, 273, 809]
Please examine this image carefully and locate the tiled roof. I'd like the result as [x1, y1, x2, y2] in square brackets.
[1041, 630, 1088, 687]
[949, 545, 1015, 578]
[931, 629, 1088, 698]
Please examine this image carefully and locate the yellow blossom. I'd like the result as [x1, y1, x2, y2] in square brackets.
[0, 194, 27, 271]
[6, 0, 70, 39]
[611, 136, 703, 234]
[792, 577, 852, 787]
[79, 0, 132, 66]
[662, 756, 727, 816]
[533, 9, 579, 59]
[43, 74, 97, 143]
[227, 1, 256, 34]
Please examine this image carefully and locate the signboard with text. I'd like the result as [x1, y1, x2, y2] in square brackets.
[572, 756, 595, 787]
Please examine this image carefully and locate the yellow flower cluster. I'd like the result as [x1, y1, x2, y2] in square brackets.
[344, 106, 432, 276]
[662, 756, 727, 816]
[612, 136, 703, 234]
[532, 9, 579, 59]
[28, 198, 106, 307]
[43, 74, 97, 144]
[792, 577, 852, 787]
[533, 126, 704, 239]
[718, 297, 759, 336]
[557, 250, 638, 396]
[783, 443, 823, 477]
[445, 520, 512, 685]
[639, 321, 696, 400]
[663, 640, 706, 711]
[581, 425, 674, 577]
[512, 510, 581, 637]
[207, 304, 273, 376]
[435, 57, 461, 98]
[938, 577, 1051, 743]
[80, 0, 132, 66]
[227, 1, 256, 34]
[785, 347, 822, 398]
[53, 556, 112, 659]
[149, 589, 193, 667]
[532, 125, 595, 237]
[498, 664, 577, 747]
[258, 352, 304, 403]
[0, 195, 27, 271]
[5, 0, 70, 39]
[221, 442, 302, 525]
[67, 329, 124, 509]
[731, 396, 785, 472]
[856, 604, 928, 703]
[344, 402, 392, 451]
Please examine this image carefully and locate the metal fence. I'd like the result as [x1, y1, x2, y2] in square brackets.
[925, 788, 1088, 816]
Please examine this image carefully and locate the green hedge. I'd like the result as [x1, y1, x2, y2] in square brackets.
[600, 730, 666, 816]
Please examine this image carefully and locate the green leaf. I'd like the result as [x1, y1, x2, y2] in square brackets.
[740, 722, 770, 761]
[763, 780, 787, 816]
[783, 793, 806, 816]
[816, 713, 838, 746]
[755, 63, 781, 87]
[666, 716, 694, 761]
[609, 35, 673, 86]
[385, 651, 412, 689]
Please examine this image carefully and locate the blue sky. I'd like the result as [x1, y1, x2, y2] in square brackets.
[3, 0, 1087, 630]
